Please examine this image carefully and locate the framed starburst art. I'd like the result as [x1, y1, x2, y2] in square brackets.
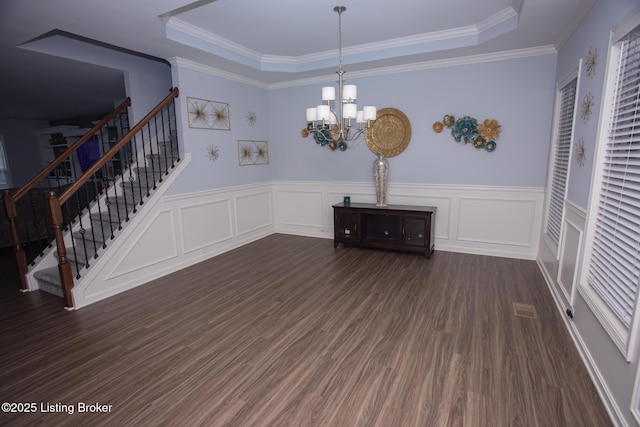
[237, 140, 269, 166]
[187, 97, 230, 130]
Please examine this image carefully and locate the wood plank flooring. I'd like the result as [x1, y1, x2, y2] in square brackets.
[0, 235, 612, 426]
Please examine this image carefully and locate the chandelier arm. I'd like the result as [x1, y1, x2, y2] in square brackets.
[337, 68, 345, 138]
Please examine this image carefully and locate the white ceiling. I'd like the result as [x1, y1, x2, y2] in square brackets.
[0, 0, 592, 121]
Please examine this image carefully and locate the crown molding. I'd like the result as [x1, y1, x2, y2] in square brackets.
[165, 3, 522, 73]
[169, 45, 556, 91]
[269, 45, 557, 90]
[167, 57, 269, 89]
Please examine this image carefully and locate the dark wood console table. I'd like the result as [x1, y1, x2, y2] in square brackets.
[333, 202, 436, 258]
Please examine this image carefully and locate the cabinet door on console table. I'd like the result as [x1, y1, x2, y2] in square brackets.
[332, 202, 436, 258]
[333, 208, 360, 245]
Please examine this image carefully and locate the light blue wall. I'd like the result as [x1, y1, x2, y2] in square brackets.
[0, 118, 48, 187]
[124, 65, 173, 125]
[167, 53, 556, 193]
[269, 54, 557, 187]
[558, 0, 639, 209]
[166, 66, 272, 195]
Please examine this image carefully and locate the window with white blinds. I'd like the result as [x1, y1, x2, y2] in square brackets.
[545, 76, 577, 246]
[587, 26, 640, 330]
[0, 135, 11, 190]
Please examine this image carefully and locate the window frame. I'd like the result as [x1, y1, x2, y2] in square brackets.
[543, 63, 581, 256]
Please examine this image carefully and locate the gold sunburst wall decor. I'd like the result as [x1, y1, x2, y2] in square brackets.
[207, 144, 219, 162]
[237, 140, 269, 166]
[246, 111, 257, 126]
[586, 47, 598, 78]
[187, 96, 231, 130]
[575, 137, 586, 166]
[581, 92, 594, 121]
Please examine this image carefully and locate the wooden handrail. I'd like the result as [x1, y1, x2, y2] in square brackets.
[59, 88, 179, 205]
[12, 97, 132, 201]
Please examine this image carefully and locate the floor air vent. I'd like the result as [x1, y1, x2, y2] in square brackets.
[513, 302, 538, 319]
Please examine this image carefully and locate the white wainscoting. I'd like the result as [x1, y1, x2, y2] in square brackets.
[536, 200, 627, 426]
[72, 181, 274, 308]
[272, 181, 544, 260]
[71, 179, 543, 308]
[538, 200, 586, 319]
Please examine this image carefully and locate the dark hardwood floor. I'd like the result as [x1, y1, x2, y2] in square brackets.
[0, 235, 612, 426]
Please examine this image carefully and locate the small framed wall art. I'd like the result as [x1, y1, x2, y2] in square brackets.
[187, 96, 230, 130]
[237, 140, 269, 166]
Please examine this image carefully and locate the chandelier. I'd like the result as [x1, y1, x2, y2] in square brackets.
[303, 6, 377, 151]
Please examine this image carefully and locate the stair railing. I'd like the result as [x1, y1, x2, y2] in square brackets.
[3, 98, 131, 290]
[48, 87, 179, 308]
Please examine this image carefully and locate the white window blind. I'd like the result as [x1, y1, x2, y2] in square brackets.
[0, 135, 10, 190]
[587, 27, 640, 328]
[546, 77, 577, 246]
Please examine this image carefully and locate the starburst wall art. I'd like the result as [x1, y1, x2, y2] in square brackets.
[237, 140, 269, 166]
[187, 96, 231, 130]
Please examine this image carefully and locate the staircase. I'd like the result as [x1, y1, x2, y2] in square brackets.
[3, 88, 181, 309]
[33, 140, 176, 298]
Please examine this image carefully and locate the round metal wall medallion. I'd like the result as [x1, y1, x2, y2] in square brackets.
[365, 108, 412, 157]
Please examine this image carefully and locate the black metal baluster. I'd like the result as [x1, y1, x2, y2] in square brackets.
[170, 99, 180, 163]
[66, 205, 81, 279]
[77, 205, 90, 271]
[125, 142, 138, 214]
[132, 133, 145, 205]
[158, 106, 170, 174]
[141, 123, 151, 195]
[151, 114, 164, 181]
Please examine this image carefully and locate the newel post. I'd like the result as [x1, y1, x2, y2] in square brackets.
[3, 190, 29, 290]
[47, 191, 75, 309]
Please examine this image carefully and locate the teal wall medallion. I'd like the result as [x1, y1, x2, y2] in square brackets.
[433, 114, 502, 152]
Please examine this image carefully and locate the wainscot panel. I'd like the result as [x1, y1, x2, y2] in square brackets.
[180, 199, 233, 253]
[236, 191, 272, 236]
[276, 190, 325, 236]
[109, 209, 178, 278]
[538, 200, 586, 320]
[273, 181, 544, 259]
[72, 180, 274, 309]
[558, 217, 582, 303]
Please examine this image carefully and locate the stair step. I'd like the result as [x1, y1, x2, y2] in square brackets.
[157, 139, 176, 149]
[55, 246, 93, 268]
[72, 229, 107, 244]
[135, 166, 166, 177]
[146, 152, 172, 161]
[90, 212, 122, 224]
[103, 197, 137, 215]
[33, 266, 63, 298]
